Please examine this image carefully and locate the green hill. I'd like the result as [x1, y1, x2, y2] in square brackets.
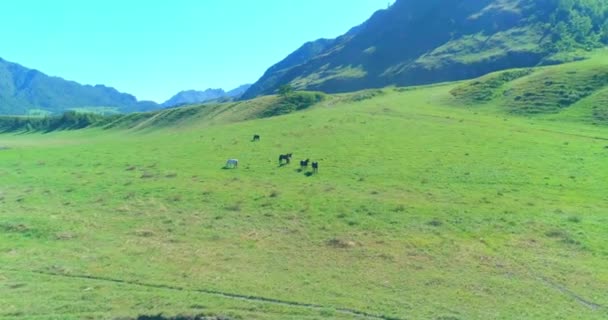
[0, 57, 160, 115]
[1, 55, 608, 319]
[450, 50, 608, 122]
[243, 0, 608, 99]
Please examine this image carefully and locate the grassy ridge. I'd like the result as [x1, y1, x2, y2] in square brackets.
[1, 60, 608, 319]
[450, 51, 608, 123]
[0, 92, 328, 133]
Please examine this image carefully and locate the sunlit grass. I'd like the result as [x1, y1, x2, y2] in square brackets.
[1, 60, 608, 319]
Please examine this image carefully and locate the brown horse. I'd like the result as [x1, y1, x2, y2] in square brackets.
[279, 153, 293, 165]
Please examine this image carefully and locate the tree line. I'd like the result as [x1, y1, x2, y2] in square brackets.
[0, 111, 116, 133]
[538, 0, 608, 51]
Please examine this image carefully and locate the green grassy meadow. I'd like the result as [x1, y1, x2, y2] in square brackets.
[2, 58, 608, 319]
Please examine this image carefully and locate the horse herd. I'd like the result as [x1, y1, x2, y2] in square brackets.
[225, 135, 319, 174]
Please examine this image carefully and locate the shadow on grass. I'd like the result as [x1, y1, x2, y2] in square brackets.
[136, 314, 233, 320]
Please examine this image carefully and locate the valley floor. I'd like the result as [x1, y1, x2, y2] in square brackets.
[1, 83, 608, 319]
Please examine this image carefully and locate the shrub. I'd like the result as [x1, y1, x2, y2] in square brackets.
[0, 111, 108, 133]
[260, 91, 326, 118]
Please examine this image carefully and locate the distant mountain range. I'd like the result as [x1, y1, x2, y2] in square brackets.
[0, 57, 160, 115]
[0, 55, 252, 115]
[243, 0, 608, 99]
[162, 84, 251, 108]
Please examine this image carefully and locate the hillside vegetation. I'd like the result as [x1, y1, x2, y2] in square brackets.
[243, 0, 608, 99]
[0, 92, 329, 133]
[1, 55, 608, 319]
[7, 51, 608, 135]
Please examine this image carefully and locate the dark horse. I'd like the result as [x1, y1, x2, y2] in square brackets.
[279, 153, 293, 165]
[252, 134, 260, 142]
[312, 161, 319, 173]
[300, 158, 310, 169]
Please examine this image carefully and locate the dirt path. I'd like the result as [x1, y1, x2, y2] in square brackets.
[1, 268, 403, 320]
[537, 275, 604, 310]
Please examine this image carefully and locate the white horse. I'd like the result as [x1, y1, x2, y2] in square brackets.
[225, 159, 238, 168]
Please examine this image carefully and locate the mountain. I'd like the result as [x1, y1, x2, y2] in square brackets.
[226, 84, 253, 98]
[242, 0, 608, 99]
[162, 84, 252, 107]
[162, 89, 226, 107]
[0, 57, 160, 115]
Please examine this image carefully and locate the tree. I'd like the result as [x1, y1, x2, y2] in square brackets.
[601, 21, 608, 43]
[277, 84, 294, 97]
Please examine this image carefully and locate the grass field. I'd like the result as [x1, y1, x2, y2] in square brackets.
[2, 57, 608, 319]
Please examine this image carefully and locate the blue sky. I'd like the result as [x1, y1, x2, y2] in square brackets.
[0, 1, 394, 103]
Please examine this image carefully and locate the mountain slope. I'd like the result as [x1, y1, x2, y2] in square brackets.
[0, 57, 160, 115]
[163, 84, 252, 107]
[226, 84, 253, 98]
[242, 26, 362, 100]
[243, 0, 608, 98]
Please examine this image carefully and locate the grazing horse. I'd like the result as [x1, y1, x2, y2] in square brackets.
[279, 153, 293, 165]
[300, 158, 310, 169]
[225, 159, 238, 169]
[312, 161, 319, 173]
[252, 134, 260, 142]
